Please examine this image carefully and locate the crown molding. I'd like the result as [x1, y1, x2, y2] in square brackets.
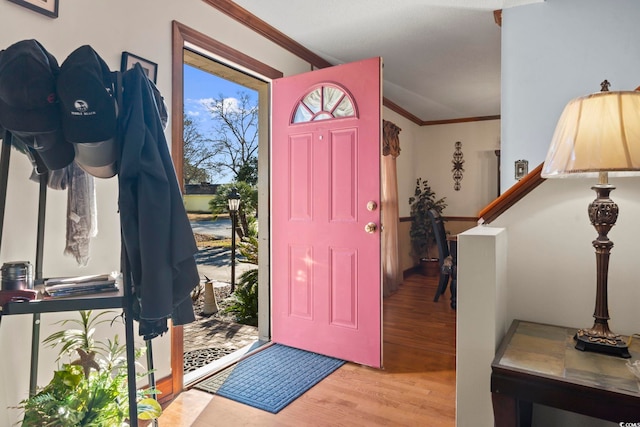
[204, 0, 501, 126]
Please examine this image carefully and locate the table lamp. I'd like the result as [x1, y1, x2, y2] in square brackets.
[541, 80, 640, 358]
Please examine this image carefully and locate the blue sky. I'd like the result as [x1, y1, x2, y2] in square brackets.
[184, 64, 257, 132]
[183, 64, 258, 183]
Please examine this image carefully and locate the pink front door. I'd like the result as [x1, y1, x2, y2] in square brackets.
[272, 57, 382, 368]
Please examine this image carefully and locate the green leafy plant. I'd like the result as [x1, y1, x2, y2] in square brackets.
[224, 269, 258, 326]
[224, 216, 258, 325]
[18, 310, 162, 426]
[408, 178, 447, 260]
[208, 184, 260, 325]
[208, 182, 258, 240]
[237, 217, 258, 264]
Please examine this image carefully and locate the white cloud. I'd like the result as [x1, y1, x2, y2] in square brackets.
[186, 110, 200, 116]
[197, 97, 241, 113]
[222, 97, 240, 113]
[197, 97, 215, 107]
[185, 97, 208, 112]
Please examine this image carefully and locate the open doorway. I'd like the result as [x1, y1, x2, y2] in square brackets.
[181, 50, 263, 381]
[170, 21, 281, 392]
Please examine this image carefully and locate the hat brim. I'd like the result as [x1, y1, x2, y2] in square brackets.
[73, 138, 117, 178]
[0, 96, 60, 133]
[10, 136, 48, 176]
[12, 129, 75, 171]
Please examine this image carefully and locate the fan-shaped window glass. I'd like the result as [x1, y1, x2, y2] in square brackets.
[293, 85, 355, 123]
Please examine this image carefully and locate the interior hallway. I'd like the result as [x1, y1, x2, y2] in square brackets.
[158, 273, 457, 426]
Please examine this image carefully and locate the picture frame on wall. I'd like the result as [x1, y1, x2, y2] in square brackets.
[120, 52, 158, 83]
[8, 0, 59, 18]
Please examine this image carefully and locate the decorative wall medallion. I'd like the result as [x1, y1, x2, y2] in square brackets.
[452, 141, 464, 191]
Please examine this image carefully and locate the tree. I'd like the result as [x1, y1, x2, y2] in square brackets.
[182, 113, 220, 184]
[202, 92, 258, 183]
[237, 156, 258, 185]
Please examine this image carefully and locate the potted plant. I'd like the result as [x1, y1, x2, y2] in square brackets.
[408, 178, 447, 276]
[17, 310, 162, 426]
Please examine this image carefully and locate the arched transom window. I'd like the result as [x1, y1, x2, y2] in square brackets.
[292, 84, 356, 123]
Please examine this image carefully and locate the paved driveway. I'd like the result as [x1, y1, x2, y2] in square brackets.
[190, 218, 256, 283]
[190, 218, 232, 239]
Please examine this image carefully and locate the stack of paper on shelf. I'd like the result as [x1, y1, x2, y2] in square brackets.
[44, 274, 118, 298]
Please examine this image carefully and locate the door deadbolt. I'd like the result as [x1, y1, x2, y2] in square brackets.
[366, 201, 378, 211]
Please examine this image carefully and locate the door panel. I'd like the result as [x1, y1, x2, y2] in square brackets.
[272, 57, 382, 368]
[289, 245, 313, 319]
[288, 133, 313, 220]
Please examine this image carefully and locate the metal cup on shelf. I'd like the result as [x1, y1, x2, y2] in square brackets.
[1, 261, 34, 291]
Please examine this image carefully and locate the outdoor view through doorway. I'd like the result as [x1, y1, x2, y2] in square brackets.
[181, 50, 265, 381]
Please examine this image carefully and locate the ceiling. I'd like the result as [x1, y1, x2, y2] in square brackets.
[232, 0, 543, 123]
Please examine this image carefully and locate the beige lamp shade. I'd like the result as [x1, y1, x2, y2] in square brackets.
[542, 91, 640, 178]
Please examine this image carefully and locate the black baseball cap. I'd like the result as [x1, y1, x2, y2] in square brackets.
[0, 40, 75, 170]
[57, 45, 117, 178]
[12, 129, 75, 171]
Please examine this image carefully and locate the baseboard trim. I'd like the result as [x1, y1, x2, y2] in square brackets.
[403, 266, 420, 279]
[155, 375, 174, 405]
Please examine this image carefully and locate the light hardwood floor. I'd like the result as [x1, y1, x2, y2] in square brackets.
[157, 274, 456, 426]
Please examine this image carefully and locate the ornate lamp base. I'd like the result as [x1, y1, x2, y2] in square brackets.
[575, 181, 631, 359]
[574, 327, 630, 358]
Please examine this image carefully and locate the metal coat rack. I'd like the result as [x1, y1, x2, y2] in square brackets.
[0, 129, 148, 426]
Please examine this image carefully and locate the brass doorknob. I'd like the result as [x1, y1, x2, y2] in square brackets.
[365, 222, 377, 233]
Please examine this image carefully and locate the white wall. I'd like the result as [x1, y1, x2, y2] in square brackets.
[460, 1, 640, 425]
[456, 226, 508, 427]
[0, 0, 308, 424]
[458, 178, 638, 427]
[457, 178, 640, 427]
[487, 177, 640, 427]
[494, 177, 640, 339]
[414, 120, 500, 217]
[499, 0, 640, 350]
[501, 0, 640, 191]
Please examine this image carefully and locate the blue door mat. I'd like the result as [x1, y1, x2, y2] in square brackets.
[193, 344, 345, 413]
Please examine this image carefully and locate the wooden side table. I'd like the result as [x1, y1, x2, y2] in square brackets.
[447, 236, 457, 309]
[491, 320, 640, 426]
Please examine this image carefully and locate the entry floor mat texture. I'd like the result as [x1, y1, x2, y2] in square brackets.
[193, 343, 345, 413]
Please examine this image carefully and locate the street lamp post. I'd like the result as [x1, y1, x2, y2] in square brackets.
[227, 187, 241, 293]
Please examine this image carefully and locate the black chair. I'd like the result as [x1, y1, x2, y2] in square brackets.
[427, 209, 457, 309]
